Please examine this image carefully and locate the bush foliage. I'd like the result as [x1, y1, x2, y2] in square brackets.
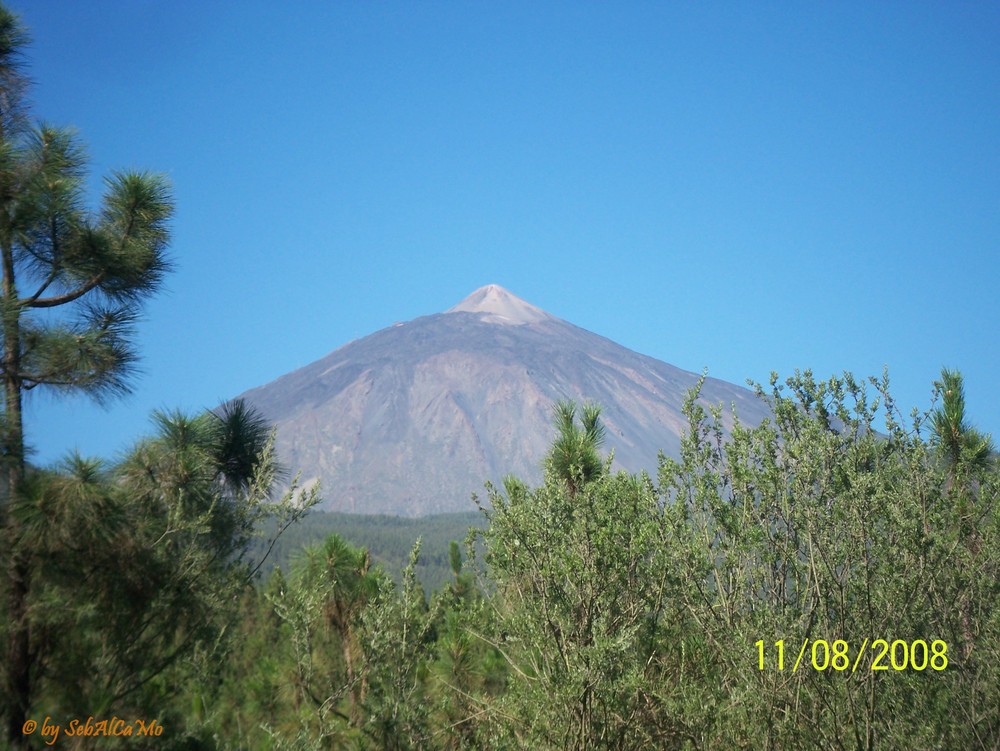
[102, 369, 996, 751]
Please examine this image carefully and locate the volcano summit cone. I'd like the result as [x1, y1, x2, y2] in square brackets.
[445, 284, 553, 325]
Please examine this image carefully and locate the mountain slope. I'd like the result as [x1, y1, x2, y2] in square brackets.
[237, 285, 770, 515]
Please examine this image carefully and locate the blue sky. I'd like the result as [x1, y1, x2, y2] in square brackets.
[14, 1, 999, 466]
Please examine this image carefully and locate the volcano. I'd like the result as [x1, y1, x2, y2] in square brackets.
[236, 285, 769, 515]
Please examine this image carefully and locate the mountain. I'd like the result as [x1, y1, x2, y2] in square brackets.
[237, 285, 770, 516]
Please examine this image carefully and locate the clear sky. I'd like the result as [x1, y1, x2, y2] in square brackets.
[13, 1, 1000, 467]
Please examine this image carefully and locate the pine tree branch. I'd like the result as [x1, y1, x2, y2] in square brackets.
[24, 271, 104, 308]
[20, 218, 64, 303]
[21, 264, 59, 305]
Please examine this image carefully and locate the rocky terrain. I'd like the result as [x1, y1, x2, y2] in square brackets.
[237, 285, 770, 515]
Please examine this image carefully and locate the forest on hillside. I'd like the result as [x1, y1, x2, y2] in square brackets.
[249, 510, 482, 594]
[1, 5, 999, 749]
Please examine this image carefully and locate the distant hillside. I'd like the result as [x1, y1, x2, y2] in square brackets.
[249, 510, 483, 594]
[237, 285, 771, 516]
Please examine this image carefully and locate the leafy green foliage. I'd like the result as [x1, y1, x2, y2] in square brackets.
[659, 369, 1000, 749]
[471, 407, 700, 750]
[181, 369, 1000, 751]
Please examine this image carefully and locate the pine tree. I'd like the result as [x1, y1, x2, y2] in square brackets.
[0, 6, 172, 745]
[930, 368, 996, 664]
[931, 368, 995, 478]
[546, 400, 607, 497]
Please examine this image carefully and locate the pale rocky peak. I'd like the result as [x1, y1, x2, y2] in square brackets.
[445, 284, 553, 325]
